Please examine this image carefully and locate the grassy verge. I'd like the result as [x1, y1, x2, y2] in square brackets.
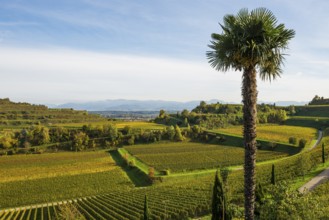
[117, 148, 157, 175]
[109, 150, 152, 187]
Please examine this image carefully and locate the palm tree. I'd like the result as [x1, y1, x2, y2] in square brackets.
[206, 8, 295, 220]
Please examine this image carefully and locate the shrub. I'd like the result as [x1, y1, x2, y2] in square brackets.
[149, 167, 155, 178]
[299, 139, 307, 148]
[128, 159, 136, 168]
[161, 169, 170, 175]
[289, 136, 297, 145]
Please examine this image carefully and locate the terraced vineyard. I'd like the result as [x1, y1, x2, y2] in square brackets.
[0, 98, 105, 129]
[124, 142, 293, 172]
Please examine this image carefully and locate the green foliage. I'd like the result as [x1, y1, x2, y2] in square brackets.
[271, 164, 275, 185]
[181, 109, 190, 119]
[322, 143, 325, 163]
[212, 171, 231, 220]
[309, 95, 329, 105]
[174, 125, 184, 141]
[73, 132, 89, 151]
[158, 109, 166, 118]
[122, 125, 132, 135]
[207, 7, 295, 80]
[31, 125, 50, 145]
[288, 136, 297, 145]
[220, 167, 231, 185]
[166, 125, 176, 140]
[143, 195, 150, 220]
[127, 135, 135, 145]
[0, 131, 17, 149]
[298, 138, 307, 148]
[259, 182, 322, 219]
[156, 102, 291, 129]
[128, 158, 136, 168]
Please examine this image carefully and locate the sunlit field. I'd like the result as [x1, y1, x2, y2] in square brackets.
[213, 124, 317, 144]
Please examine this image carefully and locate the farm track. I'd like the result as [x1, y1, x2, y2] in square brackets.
[298, 130, 328, 193]
[308, 130, 323, 151]
[298, 167, 329, 193]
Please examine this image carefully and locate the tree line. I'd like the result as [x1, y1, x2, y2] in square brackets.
[154, 102, 288, 129]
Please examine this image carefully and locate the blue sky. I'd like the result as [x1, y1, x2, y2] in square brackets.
[0, 0, 328, 104]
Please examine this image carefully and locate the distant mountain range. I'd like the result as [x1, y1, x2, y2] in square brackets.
[50, 99, 308, 111]
[53, 99, 223, 111]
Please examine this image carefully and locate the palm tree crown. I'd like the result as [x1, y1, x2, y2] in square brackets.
[207, 7, 295, 80]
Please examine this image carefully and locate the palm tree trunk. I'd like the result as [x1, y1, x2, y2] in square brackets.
[242, 67, 257, 220]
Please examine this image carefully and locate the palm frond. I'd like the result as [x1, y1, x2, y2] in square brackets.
[207, 7, 295, 81]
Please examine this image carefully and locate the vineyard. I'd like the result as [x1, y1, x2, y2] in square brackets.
[0, 151, 133, 208]
[213, 124, 316, 145]
[0, 136, 328, 219]
[1, 140, 328, 219]
[0, 151, 119, 183]
[52, 121, 166, 130]
[124, 141, 294, 172]
[0, 175, 212, 220]
[1, 100, 329, 219]
[0, 99, 105, 129]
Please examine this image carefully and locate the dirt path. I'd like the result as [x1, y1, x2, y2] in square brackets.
[298, 130, 327, 193]
[298, 167, 329, 193]
[308, 130, 323, 151]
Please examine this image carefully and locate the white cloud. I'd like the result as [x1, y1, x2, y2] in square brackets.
[0, 46, 328, 105]
[0, 46, 241, 104]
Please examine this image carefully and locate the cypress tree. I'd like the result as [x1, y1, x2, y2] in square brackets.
[211, 171, 231, 220]
[143, 195, 150, 220]
[174, 125, 184, 141]
[271, 164, 275, 185]
[322, 143, 325, 164]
